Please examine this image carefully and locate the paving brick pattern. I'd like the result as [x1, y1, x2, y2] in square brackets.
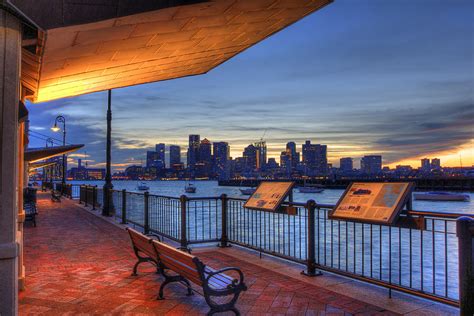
[20, 194, 398, 315]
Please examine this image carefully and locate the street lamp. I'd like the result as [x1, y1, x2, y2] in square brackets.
[51, 115, 66, 192]
[102, 90, 114, 216]
[45, 138, 54, 185]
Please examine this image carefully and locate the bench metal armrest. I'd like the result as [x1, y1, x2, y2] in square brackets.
[145, 233, 161, 241]
[205, 267, 246, 290]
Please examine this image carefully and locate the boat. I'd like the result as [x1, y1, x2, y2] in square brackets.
[137, 182, 149, 191]
[185, 183, 196, 193]
[298, 186, 324, 193]
[414, 192, 470, 202]
[239, 188, 256, 195]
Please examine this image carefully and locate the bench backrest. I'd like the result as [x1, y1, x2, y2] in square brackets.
[151, 240, 203, 286]
[126, 228, 156, 259]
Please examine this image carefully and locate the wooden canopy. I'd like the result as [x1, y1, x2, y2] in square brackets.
[24, 144, 84, 163]
[15, 0, 332, 103]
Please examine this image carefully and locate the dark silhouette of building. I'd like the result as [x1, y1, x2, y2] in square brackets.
[254, 140, 267, 171]
[169, 145, 181, 166]
[243, 144, 258, 173]
[187, 134, 200, 170]
[361, 155, 382, 175]
[340, 157, 353, 172]
[302, 140, 327, 176]
[146, 151, 164, 169]
[431, 158, 441, 170]
[155, 143, 166, 168]
[213, 142, 229, 179]
[421, 158, 431, 172]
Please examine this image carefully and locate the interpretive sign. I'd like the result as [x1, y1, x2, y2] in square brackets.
[329, 182, 414, 225]
[244, 181, 294, 212]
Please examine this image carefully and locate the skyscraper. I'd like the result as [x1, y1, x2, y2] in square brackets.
[431, 158, 441, 170]
[340, 157, 353, 172]
[213, 142, 229, 178]
[146, 151, 164, 169]
[302, 140, 328, 176]
[243, 144, 258, 172]
[360, 155, 382, 175]
[254, 140, 267, 171]
[155, 143, 166, 168]
[421, 158, 431, 172]
[169, 145, 181, 166]
[286, 142, 299, 169]
[199, 138, 212, 165]
[187, 134, 200, 169]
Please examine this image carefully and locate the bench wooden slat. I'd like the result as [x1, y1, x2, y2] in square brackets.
[159, 257, 202, 285]
[127, 228, 156, 259]
[151, 240, 196, 267]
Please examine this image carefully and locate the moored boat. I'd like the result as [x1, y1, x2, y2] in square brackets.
[239, 188, 256, 195]
[137, 182, 149, 191]
[414, 192, 470, 202]
[298, 186, 324, 193]
[185, 183, 196, 193]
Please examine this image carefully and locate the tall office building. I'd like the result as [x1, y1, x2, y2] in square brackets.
[187, 134, 200, 169]
[199, 138, 212, 165]
[146, 151, 164, 169]
[254, 140, 267, 171]
[360, 155, 382, 174]
[213, 142, 229, 178]
[169, 145, 181, 166]
[340, 157, 353, 172]
[286, 142, 300, 169]
[431, 158, 441, 170]
[421, 158, 431, 172]
[155, 143, 166, 168]
[243, 144, 258, 171]
[280, 150, 291, 175]
[302, 140, 328, 175]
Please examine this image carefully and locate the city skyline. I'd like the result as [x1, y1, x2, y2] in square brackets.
[26, 0, 473, 171]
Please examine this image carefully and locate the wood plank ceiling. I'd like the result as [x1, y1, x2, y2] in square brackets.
[20, 0, 332, 103]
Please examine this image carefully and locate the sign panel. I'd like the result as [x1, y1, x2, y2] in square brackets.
[244, 181, 294, 212]
[329, 182, 414, 225]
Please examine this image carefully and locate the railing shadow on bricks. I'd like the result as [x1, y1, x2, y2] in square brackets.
[74, 186, 472, 310]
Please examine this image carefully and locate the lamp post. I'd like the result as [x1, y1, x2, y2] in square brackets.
[51, 115, 66, 193]
[45, 138, 54, 185]
[102, 90, 114, 216]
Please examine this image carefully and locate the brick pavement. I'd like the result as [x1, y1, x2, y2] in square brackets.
[19, 193, 400, 315]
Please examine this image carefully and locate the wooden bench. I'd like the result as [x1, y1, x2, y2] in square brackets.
[51, 190, 61, 202]
[126, 228, 161, 275]
[24, 202, 37, 227]
[126, 228, 247, 315]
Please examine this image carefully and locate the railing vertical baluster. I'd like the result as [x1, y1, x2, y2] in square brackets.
[121, 189, 127, 224]
[179, 195, 188, 251]
[456, 216, 474, 316]
[144, 191, 149, 234]
[219, 194, 230, 247]
[302, 200, 321, 276]
[85, 186, 88, 207]
[92, 186, 96, 210]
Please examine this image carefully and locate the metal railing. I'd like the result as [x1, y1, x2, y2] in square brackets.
[75, 188, 472, 308]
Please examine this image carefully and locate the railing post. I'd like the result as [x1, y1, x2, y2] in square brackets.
[121, 189, 127, 224]
[218, 194, 231, 248]
[179, 195, 189, 251]
[92, 186, 96, 210]
[302, 199, 321, 276]
[84, 186, 88, 207]
[79, 186, 83, 204]
[457, 216, 474, 316]
[144, 191, 150, 234]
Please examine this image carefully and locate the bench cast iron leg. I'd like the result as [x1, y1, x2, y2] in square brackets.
[157, 271, 193, 300]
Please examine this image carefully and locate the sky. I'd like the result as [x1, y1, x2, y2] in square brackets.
[27, 0, 474, 171]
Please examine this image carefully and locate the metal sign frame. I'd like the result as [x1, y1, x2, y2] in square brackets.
[329, 182, 415, 225]
[244, 181, 294, 212]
